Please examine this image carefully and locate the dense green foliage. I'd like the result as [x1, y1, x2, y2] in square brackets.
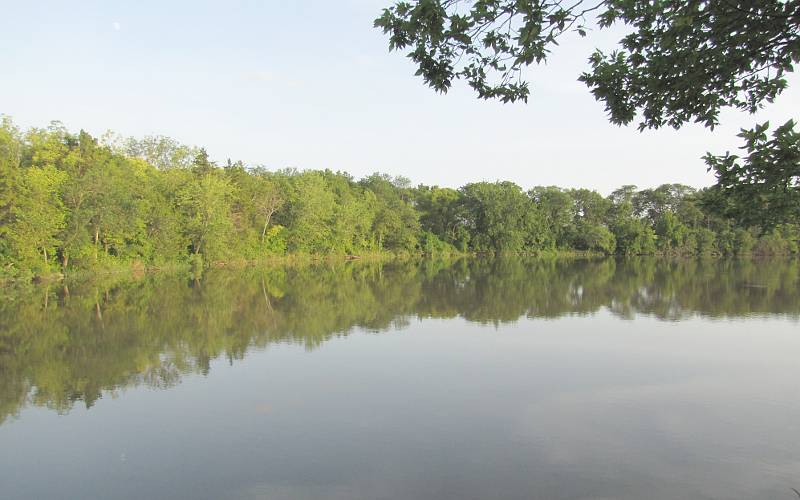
[704, 120, 800, 229]
[2, 256, 799, 423]
[375, 0, 800, 226]
[0, 117, 797, 279]
[374, 0, 799, 127]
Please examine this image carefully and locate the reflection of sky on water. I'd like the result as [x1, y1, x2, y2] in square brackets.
[2, 313, 799, 500]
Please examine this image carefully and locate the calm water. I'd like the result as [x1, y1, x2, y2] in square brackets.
[1, 257, 799, 500]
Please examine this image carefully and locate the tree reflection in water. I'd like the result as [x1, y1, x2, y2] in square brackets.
[1, 256, 798, 423]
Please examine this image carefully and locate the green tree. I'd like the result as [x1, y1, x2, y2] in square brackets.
[6, 165, 68, 271]
[375, 0, 798, 127]
[4, 115, 798, 279]
[55, 130, 105, 269]
[459, 181, 534, 252]
[224, 165, 289, 256]
[177, 173, 236, 260]
[529, 187, 574, 249]
[284, 171, 337, 253]
[376, 1, 800, 220]
[655, 212, 690, 253]
[612, 218, 656, 255]
[361, 173, 420, 252]
[574, 223, 616, 254]
[606, 185, 657, 255]
[134, 160, 188, 263]
[570, 188, 611, 226]
[414, 185, 468, 248]
[633, 184, 696, 226]
[705, 121, 800, 229]
[694, 227, 718, 255]
[0, 117, 22, 269]
[119, 134, 199, 170]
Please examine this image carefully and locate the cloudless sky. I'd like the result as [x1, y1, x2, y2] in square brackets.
[1, 0, 797, 193]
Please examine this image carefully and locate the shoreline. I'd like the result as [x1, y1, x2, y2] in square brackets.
[4, 250, 797, 288]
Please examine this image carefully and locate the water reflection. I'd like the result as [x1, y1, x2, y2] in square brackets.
[1, 256, 798, 423]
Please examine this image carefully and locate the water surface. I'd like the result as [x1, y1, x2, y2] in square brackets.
[1, 257, 799, 499]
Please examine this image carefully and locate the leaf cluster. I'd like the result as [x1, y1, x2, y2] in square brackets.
[376, 0, 800, 128]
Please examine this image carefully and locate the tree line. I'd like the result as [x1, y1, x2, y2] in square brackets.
[0, 117, 798, 279]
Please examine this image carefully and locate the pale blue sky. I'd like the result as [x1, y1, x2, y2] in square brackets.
[1, 0, 797, 193]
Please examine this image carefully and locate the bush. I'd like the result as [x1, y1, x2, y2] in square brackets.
[419, 231, 459, 255]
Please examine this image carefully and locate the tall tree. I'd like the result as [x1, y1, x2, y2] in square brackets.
[177, 173, 235, 260]
[0, 117, 21, 265]
[460, 181, 532, 252]
[414, 185, 469, 248]
[529, 187, 574, 248]
[121, 135, 199, 170]
[6, 165, 68, 271]
[361, 173, 420, 251]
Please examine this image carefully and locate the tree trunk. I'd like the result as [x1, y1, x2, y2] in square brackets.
[261, 211, 274, 241]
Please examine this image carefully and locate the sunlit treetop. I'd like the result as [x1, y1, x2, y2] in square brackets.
[375, 0, 800, 130]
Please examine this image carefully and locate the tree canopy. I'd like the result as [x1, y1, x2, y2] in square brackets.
[704, 120, 800, 228]
[0, 118, 797, 281]
[375, 0, 800, 226]
[375, 0, 799, 129]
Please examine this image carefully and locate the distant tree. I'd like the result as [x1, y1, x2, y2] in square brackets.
[574, 222, 616, 254]
[361, 173, 420, 251]
[285, 172, 337, 253]
[529, 187, 574, 248]
[177, 173, 235, 259]
[633, 184, 696, 226]
[606, 189, 656, 255]
[414, 185, 468, 248]
[0, 117, 21, 265]
[121, 135, 199, 170]
[254, 180, 285, 242]
[695, 227, 718, 254]
[2, 115, 799, 279]
[6, 165, 67, 270]
[609, 185, 637, 206]
[611, 218, 656, 255]
[569, 188, 611, 226]
[53, 129, 98, 269]
[655, 212, 690, 253]
[460, 181, 531, 252]
[192, 148, 215, 176]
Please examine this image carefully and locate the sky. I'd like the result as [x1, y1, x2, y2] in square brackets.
[1, 0, 797, 194]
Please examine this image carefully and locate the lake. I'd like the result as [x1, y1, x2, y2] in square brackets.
[1, 257, 798, 500]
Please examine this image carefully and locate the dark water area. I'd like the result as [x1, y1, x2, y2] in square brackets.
[1, 257, 799, 500]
